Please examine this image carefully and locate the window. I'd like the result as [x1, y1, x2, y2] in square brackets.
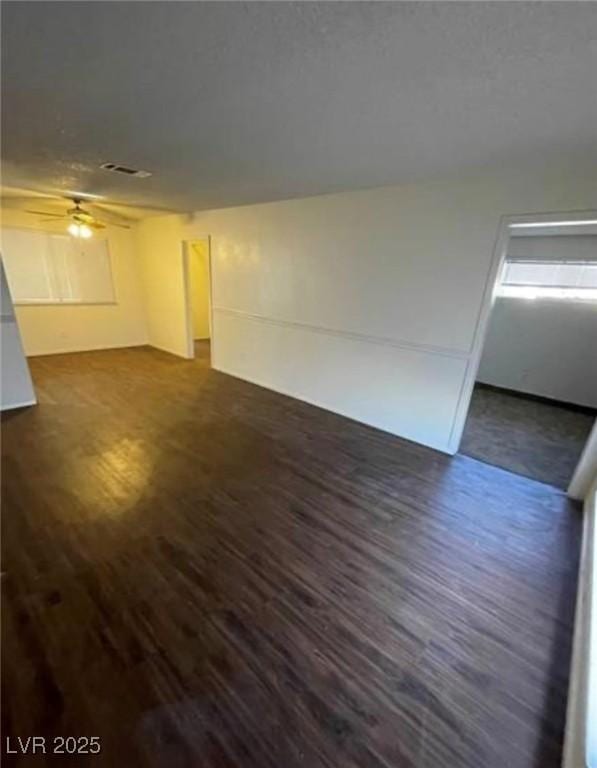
[1, 228, 116, 305]
[498, 260, 597, 301]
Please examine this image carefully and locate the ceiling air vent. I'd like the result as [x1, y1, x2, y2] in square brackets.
[100, 163, 152, 178]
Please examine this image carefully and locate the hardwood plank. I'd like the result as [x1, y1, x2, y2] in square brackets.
[1, 344, 581, 767]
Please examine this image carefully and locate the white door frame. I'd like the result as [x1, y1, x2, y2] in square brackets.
[569, 419, 597, 500]
[182, 236, 214, 361]
[448, 209, 597, 474]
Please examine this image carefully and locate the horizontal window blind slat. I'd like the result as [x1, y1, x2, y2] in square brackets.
[502, 262, 597, 290]
[1, 228, 115, 305]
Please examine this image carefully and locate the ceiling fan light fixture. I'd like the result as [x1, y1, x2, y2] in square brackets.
[68, 222, 92, 239]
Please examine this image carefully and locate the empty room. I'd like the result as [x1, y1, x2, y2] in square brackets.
[1, 3, 596, 768]
[460, 221, 597, 489]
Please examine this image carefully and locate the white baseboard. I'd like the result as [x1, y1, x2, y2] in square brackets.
[26, 341, 148, 358]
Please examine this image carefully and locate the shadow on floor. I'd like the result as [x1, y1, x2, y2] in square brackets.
[459, 384, 595, 489]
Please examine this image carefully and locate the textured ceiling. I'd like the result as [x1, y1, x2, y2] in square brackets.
[2, 2, 596, 212]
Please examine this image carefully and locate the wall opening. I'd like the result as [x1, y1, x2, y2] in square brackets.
[183, 238, 212, 365]
[455, 213, 597, 491]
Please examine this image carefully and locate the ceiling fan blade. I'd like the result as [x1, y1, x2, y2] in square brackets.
[106, 221, 131, 230]
[4, 195, 63, 204]
[73, 211, 96, 222]
[88, 203, 135, 221]
[87, 204, 134, 227]
[25, 209, 67, 217]
[88, 221, 106, 230]
[92, 201, 176, 215]
[3, 197, 66, 213]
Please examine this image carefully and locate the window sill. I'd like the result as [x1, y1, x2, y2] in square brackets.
[15, 301, 118, 307]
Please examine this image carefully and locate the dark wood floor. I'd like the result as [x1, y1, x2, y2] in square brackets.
[1, 343, 581, 767]
[460, 383, 596, 489]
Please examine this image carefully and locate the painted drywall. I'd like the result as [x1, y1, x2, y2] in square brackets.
[189, 241, 210, 339]
[508, 234, 597, 261]
[0, 210, 147, 356]
[589, 478, 597, 768]
[570, 421, 597, 501]
[135, 215, 190, 358]
[563, 471, 596, 768]
[1, 260, 36, 409]
[478, 297, 597, 408]
[134, 168, 596, 452]
[477, 234, 597, 408]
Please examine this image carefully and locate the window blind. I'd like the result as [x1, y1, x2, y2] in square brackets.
[0, 228, 115, 305]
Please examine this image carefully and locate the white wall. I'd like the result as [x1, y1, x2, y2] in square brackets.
[508, 234, 597, 261]
[188, 240, 210, 340]
[0, 210, 147, 356]
[129, 168, 597, 453]
[1, 260, 36, 410]
[570, 422, 597, 501]
[478, 297, 597, 408]
[135, 216, 190, 358]
[478, 233, 597, 408]
[563, 471, 597, 768]
[185, 169, 597, 452]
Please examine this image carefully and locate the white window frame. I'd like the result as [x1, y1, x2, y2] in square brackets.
[1, 227, 117, 306]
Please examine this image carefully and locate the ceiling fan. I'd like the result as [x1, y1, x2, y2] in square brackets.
[23, 197, 131, 239]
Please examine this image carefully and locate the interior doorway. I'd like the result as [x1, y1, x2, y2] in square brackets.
[183, 238, 212, 364]
[456, 212, 597, 490]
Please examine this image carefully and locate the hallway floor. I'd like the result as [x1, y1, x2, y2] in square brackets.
[1, 348, 581, 767]
[460, 384, 595, 489]
[194, 338, 211, 361]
